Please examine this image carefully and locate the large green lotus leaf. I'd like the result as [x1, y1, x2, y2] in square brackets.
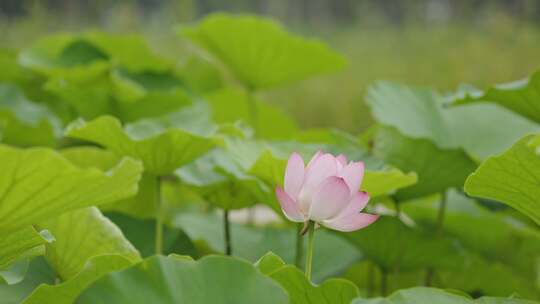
[176, 55, 224, 93]
[60, 147, 157, 218]
[19, 32, 170, 75]
[111, 69, 193, 122]
[270, 266, 360, 304]
[528, 134, 540, 154]
[0, 84, 61, 147]
[77, 255, 288, 304]
[18, 34, 110, 82]
[0, 258, 55, 304]
[110, 68, 184, 102]
[22, 254, 134, 304]
[65, 103, 216, 175]
[20, 207, 140, 303]
[367, 82, 539, 160]
[339, 216, 463, 272]
[403, 190, 540, 280]
[374, 126, 477, 200]
[43, 72, 115, 120]
[176, 148, 269, 210]
[181, 13, 346, 89]
[453, 70, 540, 124]
[362, 170, 417, 198]
[0, 227, 52, 270]
[84, 31, 171, 72]
[171, 213, 360, 282]
[352, 287, 539, 304]
[464, 135, 540, 224]
[256, 252, 359, 304]
[205, 87, 298, 139]
[45, 70, 192, 122]
[0, 145, 142, 231]
[116, 90, 193, 122]
[36, 207, 140, 280]
[0, 49, 33, 86]
[0, 49, 23, 81]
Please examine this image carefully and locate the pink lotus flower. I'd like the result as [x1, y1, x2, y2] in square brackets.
[276, 151, 379, 232]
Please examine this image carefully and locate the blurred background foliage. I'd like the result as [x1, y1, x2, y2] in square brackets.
[2, 0, 540, 133]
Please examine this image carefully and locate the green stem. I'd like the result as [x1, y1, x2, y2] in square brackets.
[155, 176, 163, 255]
[295, 223, 304, 268]
[436, 191, 447, 235]
[424, 268, 434, 286]
[425, 191, 447, 286]
[380, 268, 388, 296]
[305, 221, 316, 281]
[367, 262, 375, 297]
[224, 210, 232, 255]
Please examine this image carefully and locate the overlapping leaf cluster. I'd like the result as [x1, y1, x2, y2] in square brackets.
[0, 13, 538, 304]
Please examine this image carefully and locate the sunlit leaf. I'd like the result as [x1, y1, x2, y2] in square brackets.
[60, 147, 157, 218]
[84, 31, 171, 72]
[36, 207, 140, 280]
[0, 84, 61, 147]
[77, 255, 289, 303]
[528, 134, 540, 154]
[176, 55, 223, 92]
[22, 255, 133, 304]
[205, 87, 298, 139]
[453, 70, 540, 124]
[181, 13, 346, 89]
[0, 145, 142, 231]
[0, 227, 52, 270]
[362, 169, 417, 198]
[465, 135, 540, 225]
[20, 32, 171, 74]
[176, 148, 269, 210]
[65, 103, 217, 175]
[18, 34, 110, 77]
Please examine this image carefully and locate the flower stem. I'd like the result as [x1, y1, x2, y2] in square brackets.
[155, 176, 163, 255]
[367, 262, 375, 297]
[305, 221, 316, 281]
[295, 223, 304, 268]
[380, 268, 388, 296]
[436, 191, 447, 235]
[425, 191, 447, 286]
[224, 209, 232, 255]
